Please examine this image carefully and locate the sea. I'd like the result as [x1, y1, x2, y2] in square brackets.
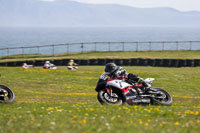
[0, 27, 200, 56]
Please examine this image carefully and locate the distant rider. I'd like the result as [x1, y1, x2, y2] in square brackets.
[43, 61, 56, 69]
[67, 59, 78, 70]
[22, 63, 34, 69]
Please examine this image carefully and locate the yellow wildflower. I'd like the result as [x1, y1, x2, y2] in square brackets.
[195, 111, 199, 115]
[90, 108, 94, 111]
[47, 107, 53, 111]
[174, 121, 179, 125]
[80, 119, 87, 124]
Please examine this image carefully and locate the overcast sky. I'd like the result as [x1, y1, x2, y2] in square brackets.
[72, 0, 200, 11]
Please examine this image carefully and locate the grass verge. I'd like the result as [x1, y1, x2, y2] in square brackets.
[0, 50, 200, 62]
[0, 66, 200, 133]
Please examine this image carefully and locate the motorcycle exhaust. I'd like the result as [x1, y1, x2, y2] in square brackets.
[126, 96, 151, 104]
[141, 98, 151, 103]
[130, 98, 151, 104]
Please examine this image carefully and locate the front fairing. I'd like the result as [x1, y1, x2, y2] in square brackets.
[95, 78, 108, 92]
[107, 80, 131, 90]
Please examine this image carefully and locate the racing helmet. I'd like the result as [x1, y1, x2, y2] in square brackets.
[105, 63, 118, 73]
[45, 61, 50, 64]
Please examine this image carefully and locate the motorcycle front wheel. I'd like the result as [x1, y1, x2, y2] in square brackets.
[151, 88, 172, 106]
[97, 90, 123, 105]
[0, 85, 15, 103]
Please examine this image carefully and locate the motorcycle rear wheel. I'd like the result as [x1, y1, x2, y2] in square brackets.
[0, 85, 15, 103]
[151, 88, 172, 106]
[97, 90, 123, 105]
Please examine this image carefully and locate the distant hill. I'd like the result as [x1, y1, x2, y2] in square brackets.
[0, 0, 200, 27]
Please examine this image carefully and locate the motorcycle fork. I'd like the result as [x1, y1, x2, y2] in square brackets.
[106, 86, 113, 96]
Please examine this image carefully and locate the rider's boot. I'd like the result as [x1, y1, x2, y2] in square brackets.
[140, 80, 151, 93]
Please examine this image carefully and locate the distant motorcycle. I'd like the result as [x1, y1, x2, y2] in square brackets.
[43, 65, 57, 70]
[95, 75, 172, 106]
[0, 74, 15, 103]
[67, 65, 79, 70]
[43, 61, 57, 70]
[43, 66, 57, 70]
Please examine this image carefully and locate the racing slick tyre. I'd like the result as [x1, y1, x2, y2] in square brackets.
[151, 88, 172, 106]
[97, 90, 123, 105]
[0, 85, 15, 103]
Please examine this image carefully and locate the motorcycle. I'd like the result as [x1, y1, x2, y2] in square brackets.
[95, 75, 172, 106]
[43, 65, 57, 70]
[67, 65, 78, 70]
[0, 74, 15, 103]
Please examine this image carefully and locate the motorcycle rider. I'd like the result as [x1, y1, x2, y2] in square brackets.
[67, 59, 78, 70]
[103, 62, 151, 93]
[43, 61, 56, 69]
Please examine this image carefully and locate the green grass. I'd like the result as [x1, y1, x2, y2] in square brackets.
[0, 66, 200, 133]
[1, 50, 200, 62]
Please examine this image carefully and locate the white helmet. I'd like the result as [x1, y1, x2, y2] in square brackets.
[45, 61, 50, 64]
[70, 59, 74, 62]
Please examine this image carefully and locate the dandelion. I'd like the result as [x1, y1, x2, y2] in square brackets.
[138, 119, 143, 124]
[174, 121, 179, 126]
[111, 116, 115, 120]
[118, 107, 122, 110]
[124, 107, 129, 110]
[32, 118, 35, 121]
[80, 119, 87, 124]
[195, 111, 199, 115]
[56, 109, 63, 112]
[154, 107, 160, 111]
[144, 123, 149, 126]
[73, 115, 78, 118]
[85, 113, 88, 116]
[89, 108, 94, 111]
[146, 108, 152, 113]
[47, 107, 53, 111]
